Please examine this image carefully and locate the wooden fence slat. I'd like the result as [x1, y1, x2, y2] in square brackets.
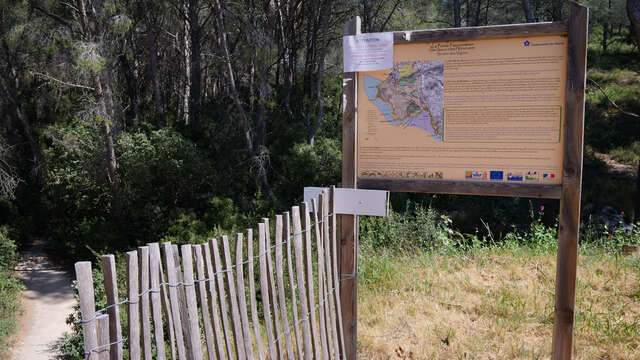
[292, 207, 313, 360]
[75, 261, 99, 360]
[203, 243, 229, 359]
[210, 238, 235, 358]
[264, 218, 285, 360]
[193, 245, 217, 360]
[138, 247, 153, 360]
[302, 202, 321, 359]
[275, 215, 295, 359]
[235, 233, 255, 358]
[222, 235, 247, 360]
[101, 255, 123, 360]
[162, 243, 187, 360]
[323, 191, 340, 359]
[258, 223, 278, 359]
[149, 242, 176, 360]
[330, 186, 346, 358]
[171, 244, 193, 359]
[147, 244, 167, 360]
[319, 195, 336, 358]
[312, 199, 329, 360]
[97, 314, 111, 360]
[181, 245, 204, 360]
[285, 212, 303, 359]
[247, 229, 266, 360]
[126, 251, 141, 360]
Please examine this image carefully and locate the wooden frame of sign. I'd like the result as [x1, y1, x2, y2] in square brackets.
[340, 2, 588, 359]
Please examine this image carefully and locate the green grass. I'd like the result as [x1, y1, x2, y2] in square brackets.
[610, 141, 640, 166]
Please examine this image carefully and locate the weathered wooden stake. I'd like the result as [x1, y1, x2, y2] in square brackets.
[101, 255, 123, 360]
[75, 261, 99, 360]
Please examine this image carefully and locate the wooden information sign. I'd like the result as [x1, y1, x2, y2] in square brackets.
[340, 2, 588, 359]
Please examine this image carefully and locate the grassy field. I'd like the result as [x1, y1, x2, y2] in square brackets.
[358, 245, 640, 359]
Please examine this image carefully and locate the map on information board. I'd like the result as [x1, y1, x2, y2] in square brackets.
[364, 61, 444, 141]
[357, 35, 567, 185]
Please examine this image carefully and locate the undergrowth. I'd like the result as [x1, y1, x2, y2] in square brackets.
[0, 226, 24, 356]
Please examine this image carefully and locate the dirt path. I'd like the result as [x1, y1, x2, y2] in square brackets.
[11, 239, 75, 360]
[594, 151, 638, 178]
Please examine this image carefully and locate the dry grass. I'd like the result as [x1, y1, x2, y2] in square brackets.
[358, 247, 640, 359]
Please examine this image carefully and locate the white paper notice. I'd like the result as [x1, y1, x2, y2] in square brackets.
[343, 32, 394, 72]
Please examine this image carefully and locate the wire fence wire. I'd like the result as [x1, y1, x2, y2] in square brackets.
[79, 211, 348, 359]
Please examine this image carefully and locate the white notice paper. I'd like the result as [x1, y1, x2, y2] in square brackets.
[343, 32, 394, 72]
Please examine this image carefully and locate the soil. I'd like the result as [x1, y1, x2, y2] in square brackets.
[11, 239, 75, 360]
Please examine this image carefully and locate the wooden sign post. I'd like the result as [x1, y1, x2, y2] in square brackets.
[340, 2, 588, 359]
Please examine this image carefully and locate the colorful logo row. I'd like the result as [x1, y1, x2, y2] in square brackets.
[465, 171, 556, 182]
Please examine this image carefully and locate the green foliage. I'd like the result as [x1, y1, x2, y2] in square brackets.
[43, 124, 227, 258]
[0, 226, 20, 269]
[501, 206, 558, 254]
[0, 227, 25, 356]
[359, 201, 453, 251]
[609, 141, 640, 166]
[279, 138, 341, 197]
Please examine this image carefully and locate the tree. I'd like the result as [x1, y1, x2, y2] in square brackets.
[522, 0, 535, 22]
[629, 0, 640, 44]
[628, 0, 640, 220]
[453, 0, 462, 27]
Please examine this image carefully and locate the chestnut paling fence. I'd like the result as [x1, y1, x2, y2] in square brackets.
[74, 189, 345, 360]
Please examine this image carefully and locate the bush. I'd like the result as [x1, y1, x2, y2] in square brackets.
[43, 124, 222, 259]
[359, 201, 453, 251]
[0, 226, 24, 356]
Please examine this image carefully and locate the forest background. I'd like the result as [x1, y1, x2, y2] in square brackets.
[1, 0, 640, 356]
[0, 0, 638, 271]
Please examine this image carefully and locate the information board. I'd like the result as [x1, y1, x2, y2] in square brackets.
[341, 7, 589, 359]
[357, 35, 567, 185]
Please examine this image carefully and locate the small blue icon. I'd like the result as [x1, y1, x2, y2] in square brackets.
[490, 171, 504, 180]
[524, 40, 531, 47]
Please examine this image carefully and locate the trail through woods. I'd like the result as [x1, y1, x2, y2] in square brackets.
[11, 239, 74, 360]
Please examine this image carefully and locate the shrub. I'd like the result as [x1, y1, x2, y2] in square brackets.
[359, 201, 452, 251]
[0, 226, 24, 355]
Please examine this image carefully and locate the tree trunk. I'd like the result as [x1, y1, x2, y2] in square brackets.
[274, 0, 293, 118]
[119, 53, 140, 127]
[628, 0, 640, 220]
[188, 0, 201, 133]
[211, 0, 275, 199]
[629, 0, 640, 46]
[485, 0, 490, 25]
[142, 0, 163, 125]
[551, 0, 563, 21]
[602, 22, 609, 53]
[522, 0, 534, 22]
[465, 0, 470, 26]
[636, 162, 640, 221]
[453, 0, 461, 27]
[362, 0, 371, 33]
[182, 2, 191, 127]
[474, 0, 482, 26]
[308, 0, 332, 146]
[94, 71, 121, 216]
[78, 0, 121, 217]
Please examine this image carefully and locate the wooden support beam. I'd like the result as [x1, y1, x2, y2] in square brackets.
[552, 2, 588, 360]
[340, 16, 361, 360]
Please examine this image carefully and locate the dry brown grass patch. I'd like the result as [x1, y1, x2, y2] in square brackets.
[358, 249, 640, 359]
